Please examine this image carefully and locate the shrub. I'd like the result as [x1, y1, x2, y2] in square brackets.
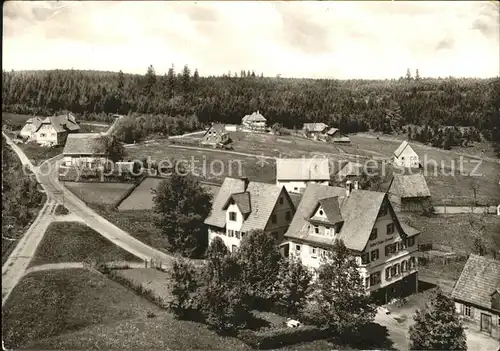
[54, 204, 69, 215]
[238, 325, 329, 349]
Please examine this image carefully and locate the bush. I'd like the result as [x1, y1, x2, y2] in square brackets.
[237, 325, 329, 349]
[54, 204, 69, 215]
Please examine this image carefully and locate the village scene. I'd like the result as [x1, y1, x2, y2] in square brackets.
[2, 1, 500, 351]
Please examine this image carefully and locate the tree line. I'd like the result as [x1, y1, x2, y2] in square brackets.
[2, 67, 499, 153]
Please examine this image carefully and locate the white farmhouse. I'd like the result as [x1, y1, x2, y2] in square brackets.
[62, 133, 107, 169]
[20, 113, 80, 146]
[242, 111, 267, 132]
[204, 177, 296, 252]
[276, 158, 330, 194]
[393, 140, 420, 168]
[281, 181, 420, 303]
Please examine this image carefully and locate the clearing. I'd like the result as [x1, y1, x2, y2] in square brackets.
[19, 143, 64, 165]
[64, 182, 136, 206]
[2, 112, 32, 129]
[118, 177, 220, 211]
[30, 222, 141, 267]
[2, 269, 247, 350]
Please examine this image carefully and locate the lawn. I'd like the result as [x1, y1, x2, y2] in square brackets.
[92, 205, 166, 251]
[400, 213, 500, 255]
[30, 222, 141, 267]
[2, 269, 248, 350]
[79, 124, 109, 134]
[126, 141, 277, 183]
[118, 177, 220, 211]
[20, 142, 64, 165]
[2, 112, 32, 130]
[64, 181, 136, 206]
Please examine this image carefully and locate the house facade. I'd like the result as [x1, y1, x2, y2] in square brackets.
[242, 111, 267, 132]
[62, 133, 107, 169]
[393, 141, 420, 168]
[204, 177, 295, 252]
[20, 113, 80, 146]
[281, 182, 420, 303]
[303, 123, 329, 140]
[276, 158, 330, 194]
[451, 254, 500, 339]
[201, 123, 231, 146]
[388, 174, 431, 212]
[326, 128, 351, 143]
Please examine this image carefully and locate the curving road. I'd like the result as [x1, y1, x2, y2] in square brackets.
[38, 156, 173, 264]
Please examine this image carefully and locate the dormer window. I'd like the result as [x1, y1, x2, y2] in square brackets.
[369, 228, 378, 240]
[229, 212, 237, 221]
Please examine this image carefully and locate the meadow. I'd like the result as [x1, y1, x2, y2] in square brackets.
[64, 182, 136, 206]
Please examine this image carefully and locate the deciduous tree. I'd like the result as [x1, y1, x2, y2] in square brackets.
[409, 289, 467, 350]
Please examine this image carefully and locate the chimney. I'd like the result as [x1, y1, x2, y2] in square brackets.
[354, 180, 359, 190]
[241, 177, 249, 191]
[345, 180, 353, 197]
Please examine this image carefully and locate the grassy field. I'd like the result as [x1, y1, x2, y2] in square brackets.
[79, 124, 109, 134]
[126, 143, 277, 183]
[118, 177, 220, 211]
[400, 213, 500, 254]
[20, 143, 64, 165]
[3, 269, 247, 350]
[2, 112, 32, 129]
[30, 222, 140, 267]
[64, 182, 136, 206]
[92, 205, 166, 251]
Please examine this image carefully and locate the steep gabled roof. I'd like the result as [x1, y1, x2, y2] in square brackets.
[285, 183, 418, 252]
[25, 117, 43, 130]
[303, 123, 329, 133]
[451, 254, 500, 311]
[36, 113, 80, 133]
[242, 111, 266, 122]
[204, 178, 284, 231]
[393, 140, 415, 157]
[203, 123, 228, 137]
[326, 127, 339, 136]
[62, 133, 106, 155]
[389, 174, 431, 198]
[276, 158, 330, 181]
[311, 196, 343, 224]
[205, 178, 246, 228]
[223, 191, 251, 215]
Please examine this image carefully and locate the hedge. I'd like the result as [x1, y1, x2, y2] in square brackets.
[237, 325, 330, 349]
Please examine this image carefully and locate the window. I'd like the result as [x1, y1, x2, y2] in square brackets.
[464, 305, 472, 317]
[241, 232, 245, 239]
[296, 245, 301, 252]
[385, 244, 396, 256]
[369, 228, 378, 240]
[279, 197, 284, 205]
[228, 230, 234, 237]
[406, 237, 415, 247]
[390, 265, 397, 277]
[294, 187, 298, 191]
[286, 211, 292, 221]
[387, 223, 395, 235]
[40, 133, 46, 137]
[401, 260, 408, 272]
[385, 267, 391, 280]
[229, 212, 237, 221]
[314, 225, 319, 234]
[271, 214, 277, 224]
[370, 272, 381, 286]
[409, 257, 416, 269]
[361, 253, 370, 264]
[319, 209, 324, 216]
[235, 231, 241, 239]
[311, 247, 317, 258]
[371, 249, 379, 261]
[397, 242, 405, 251]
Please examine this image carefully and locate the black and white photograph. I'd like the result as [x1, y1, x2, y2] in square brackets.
[2, 1, 500, 350]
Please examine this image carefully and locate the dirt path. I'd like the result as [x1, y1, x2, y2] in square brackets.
[2, 200, 57, 306]
[24, 261, 146, 275]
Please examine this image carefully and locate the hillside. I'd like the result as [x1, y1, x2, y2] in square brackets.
[2, 69, 499, 153]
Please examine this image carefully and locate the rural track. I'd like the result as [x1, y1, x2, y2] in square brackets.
[24, 261, 146, 275]
[2, 200, 57, 307]
[38, 155, 174, 264]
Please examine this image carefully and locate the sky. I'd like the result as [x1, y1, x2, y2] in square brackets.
[3, 1, 500, 79]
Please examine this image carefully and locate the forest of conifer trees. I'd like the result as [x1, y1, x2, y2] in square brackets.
[2, 66, 499, 153]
